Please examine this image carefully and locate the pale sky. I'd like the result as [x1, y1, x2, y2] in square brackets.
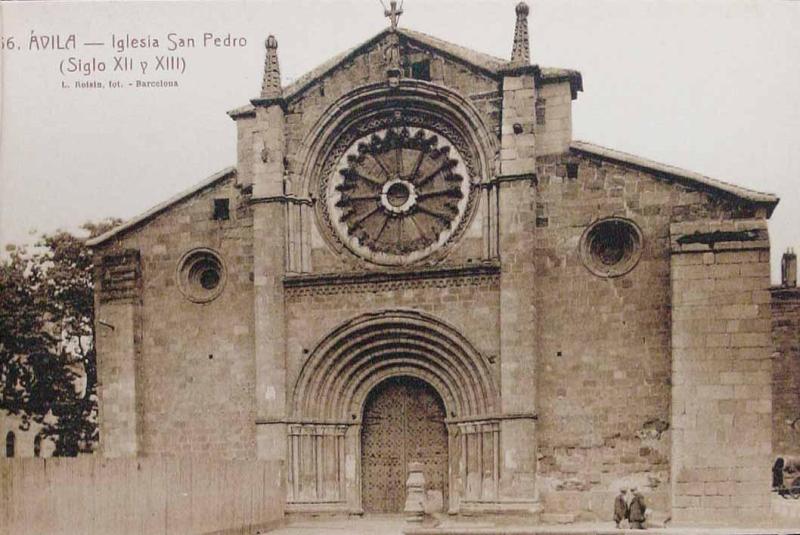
[1, 0, 798, 282]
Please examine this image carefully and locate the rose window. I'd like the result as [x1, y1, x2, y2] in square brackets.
[579, 218, 643, 278]
[176, 248, 226, 303]
[326, 127, 472, 265]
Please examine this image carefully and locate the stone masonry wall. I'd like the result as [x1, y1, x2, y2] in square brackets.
[534, 81, 571, 156]
[94, 175, 256, 459]
[284, 273, 501, 396]
[496, 72, 539, 503]
[670, 220, 773, 524]
[95, 302, 139, 457]
[533, 151, 752, 519]
[771, 287, 800, 457]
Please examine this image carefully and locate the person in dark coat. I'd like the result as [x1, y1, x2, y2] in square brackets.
[628, 487, 647, 529]
[773, 457, 785, 491]
[613, 488, 629, 528]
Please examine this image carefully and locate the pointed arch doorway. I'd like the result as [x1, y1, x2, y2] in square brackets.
[361, 376, 448, 513]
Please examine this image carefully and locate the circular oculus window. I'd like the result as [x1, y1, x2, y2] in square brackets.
[177, 248, 226, 303]
[325, 127, 472, 266]
[579, 218, 643, 278]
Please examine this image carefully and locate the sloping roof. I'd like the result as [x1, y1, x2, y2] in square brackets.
[89, 141, 779, 250]
[398, 28, 510, 73]
[87, 167, 236, 247]
[227, 27, 582, 118]
[571, 141, 779, 215]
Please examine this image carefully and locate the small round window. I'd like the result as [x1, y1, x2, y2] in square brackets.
[580, 218, 643, 278]
[177, 248, 226, 303]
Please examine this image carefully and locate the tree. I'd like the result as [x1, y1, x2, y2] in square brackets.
[0, 219, 120, 455]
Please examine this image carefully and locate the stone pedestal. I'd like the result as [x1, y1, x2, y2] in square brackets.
[405, 461, 426, 522]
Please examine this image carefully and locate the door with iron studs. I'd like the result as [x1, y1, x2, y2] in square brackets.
[361, 376, 449, 513]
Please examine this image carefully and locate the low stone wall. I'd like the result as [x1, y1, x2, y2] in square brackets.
[0, 456, 284, 535]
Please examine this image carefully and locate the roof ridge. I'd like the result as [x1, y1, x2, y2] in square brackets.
[280, 27, 511, 101]
[396, 27, 510, 71]
[227, 27, 583, 118]
[570, 140, 779, 211]
[281, 30, 391, 101]
[87, 167, 237, 247]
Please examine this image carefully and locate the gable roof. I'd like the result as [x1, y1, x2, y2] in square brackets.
[228, 27, 582, 118]
[87, 167, 236, 247]
[571, 141, 779, 216]
[89, 142, 779, 250]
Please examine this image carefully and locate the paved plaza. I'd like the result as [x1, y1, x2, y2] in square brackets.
[264, 513, 800, 535]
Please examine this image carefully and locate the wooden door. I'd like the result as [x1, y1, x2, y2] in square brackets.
[361, 377, 448, 513]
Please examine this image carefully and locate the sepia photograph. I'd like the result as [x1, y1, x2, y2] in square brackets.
[1, 1, 799, 533]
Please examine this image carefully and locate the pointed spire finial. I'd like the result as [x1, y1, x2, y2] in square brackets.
[510, 1, 531, 66]
[261, 34, 282, 99]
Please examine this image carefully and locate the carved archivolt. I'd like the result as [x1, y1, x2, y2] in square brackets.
[291, 310, 498, 422]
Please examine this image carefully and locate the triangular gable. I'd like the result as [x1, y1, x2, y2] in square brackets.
[87, 167, 237, 247]
[228, 27, 582, 118]
[571, 141, 779, 216]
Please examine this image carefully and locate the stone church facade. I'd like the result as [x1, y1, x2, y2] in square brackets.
[88, 3, 791, 524]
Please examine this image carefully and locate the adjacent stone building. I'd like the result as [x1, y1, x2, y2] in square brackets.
[1, 411, 54, 459]
[88, 3, 793, 525]
[772, 252, 800, 459]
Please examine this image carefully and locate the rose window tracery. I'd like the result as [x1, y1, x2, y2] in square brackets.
[325, 127, 472, 265]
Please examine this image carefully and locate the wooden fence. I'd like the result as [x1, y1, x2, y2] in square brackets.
[0, 456, 284, 535]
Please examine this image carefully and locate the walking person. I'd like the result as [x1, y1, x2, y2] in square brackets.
[773, 457, 785, 494]
[628, 487, 647, 529]
[613, 488, 629, 529]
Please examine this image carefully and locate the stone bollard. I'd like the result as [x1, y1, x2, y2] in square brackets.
[404, 461, 426, 522]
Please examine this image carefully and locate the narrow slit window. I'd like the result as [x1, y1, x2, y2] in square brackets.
[213, 198, 230, 221]
[411, 60, 431, 81]
[566, 163, 579, 179]
[535, 98, 547, 126]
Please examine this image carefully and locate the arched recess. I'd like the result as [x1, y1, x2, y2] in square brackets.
[297, 80, 499, 197]
[291, 309, 498, 422]
[291, 80, 501, 267]
[285, 310, 502, 513]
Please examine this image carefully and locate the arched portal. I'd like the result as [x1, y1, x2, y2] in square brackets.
[361, 376, 448, 513]
[291, 310, 497, 421]
[287, 310, 500, 514]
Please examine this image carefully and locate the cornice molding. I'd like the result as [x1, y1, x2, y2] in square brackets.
[250, 195, 312, 206]
[491, 173, 537, 186]
[284, 262, 500, 296]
